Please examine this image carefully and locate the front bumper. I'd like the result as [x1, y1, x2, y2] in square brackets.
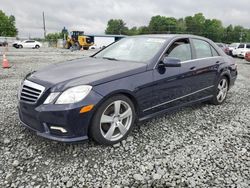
[18, 114, 88, 142]
[237, 52, 245, 58]
[18, 90, 103, 142]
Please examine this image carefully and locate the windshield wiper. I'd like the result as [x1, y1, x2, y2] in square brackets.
[102, 57, 119, 61]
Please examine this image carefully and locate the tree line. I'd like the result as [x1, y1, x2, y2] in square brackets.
[105, 13, 250, 44]
[0, 10, 18, 37]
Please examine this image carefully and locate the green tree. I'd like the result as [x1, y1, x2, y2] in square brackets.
[0, 10, 18, 36]
[203, 19, 224, 42]
[185, 13, 206, 35]
[45, 32, 63, 41]
[223, 25, 234, 43]
[137, 26, 150, 34]
[105, 19, 128, 35]
[176, 18, 186, 33]
[61, 26, 68, 39]
[105, 13, 250, 42]
[232, 26, 246, 42]
[148, 15, 177, 33]
[127, 27, 139, 36]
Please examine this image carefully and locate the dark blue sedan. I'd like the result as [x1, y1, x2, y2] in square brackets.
[18, 34, 237, 145]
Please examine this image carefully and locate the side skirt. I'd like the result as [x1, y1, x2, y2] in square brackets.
[138, 95, 213, 122]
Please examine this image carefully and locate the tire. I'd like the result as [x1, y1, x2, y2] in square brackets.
[18, 45, 23, 48]
[210, 76, 229, 105]
[89, 95, 136, 145]
[35, 45, 40, 49]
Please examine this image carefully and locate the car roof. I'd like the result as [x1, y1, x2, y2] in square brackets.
[132, 34, 209, 40]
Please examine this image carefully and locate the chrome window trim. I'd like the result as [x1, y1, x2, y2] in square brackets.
[179, 56, 221, 64]
[153, 37, 222, 69]
[143, 85, 214, 112]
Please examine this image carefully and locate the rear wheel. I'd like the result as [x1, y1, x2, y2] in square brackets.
[211, 76, 229, 105]
[35, 45, 40, 49]
[90, 95, 136, 145]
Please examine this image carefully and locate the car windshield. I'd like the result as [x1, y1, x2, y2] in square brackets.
[94, 37, 166, 62]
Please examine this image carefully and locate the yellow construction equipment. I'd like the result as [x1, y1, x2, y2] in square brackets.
[64, 31, 93, 50]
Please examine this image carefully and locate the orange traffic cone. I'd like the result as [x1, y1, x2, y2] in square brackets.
[2, 54, 11, 69]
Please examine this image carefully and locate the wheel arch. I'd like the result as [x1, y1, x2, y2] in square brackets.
[95, 90, 140, 116]
[219, 71, 231, 87]
[88, 90, 139, 142]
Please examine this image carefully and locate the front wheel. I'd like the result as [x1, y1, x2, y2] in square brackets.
[35, 45, 40, 49]
[210, 76, 229, 105]
[89, 95, 136, 145]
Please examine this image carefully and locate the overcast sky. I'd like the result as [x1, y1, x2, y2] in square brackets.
[1, 0, 250, 38]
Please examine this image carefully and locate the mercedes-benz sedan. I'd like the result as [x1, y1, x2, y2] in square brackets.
[18, 34, 237, 145]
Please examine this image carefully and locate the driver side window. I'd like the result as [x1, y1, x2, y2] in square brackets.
[165, 39, 192, 62]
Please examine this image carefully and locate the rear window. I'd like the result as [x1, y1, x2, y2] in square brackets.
[246, 44, 250, 49]
[192, 39, 213, 58]
[211, 47, 219, 56]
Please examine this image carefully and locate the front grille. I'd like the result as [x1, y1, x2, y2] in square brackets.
[19, 80, 45, 103]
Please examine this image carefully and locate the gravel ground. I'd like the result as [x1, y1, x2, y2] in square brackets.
[0, 47, 249, 187]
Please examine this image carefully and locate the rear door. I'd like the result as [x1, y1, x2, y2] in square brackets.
[25, 40, 35, 48]
[179, 38, 221, 99]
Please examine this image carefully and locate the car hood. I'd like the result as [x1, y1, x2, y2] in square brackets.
[27, 57, 147, 90]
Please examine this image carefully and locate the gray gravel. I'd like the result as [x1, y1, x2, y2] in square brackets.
[0, 47, 249, 187]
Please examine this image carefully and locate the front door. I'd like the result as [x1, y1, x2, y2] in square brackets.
[147, 38, 193, 114]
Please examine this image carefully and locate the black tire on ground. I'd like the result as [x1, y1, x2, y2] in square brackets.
[210, 76, 229, 105]
[89, 94, 136, 145]
[18, 45, 23, 48]
[35, 45, 40, 49]
[83, 47, 89, 50]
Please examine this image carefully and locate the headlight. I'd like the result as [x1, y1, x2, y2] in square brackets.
[44, 92, 60, 104]
[54, 85, 92, 104]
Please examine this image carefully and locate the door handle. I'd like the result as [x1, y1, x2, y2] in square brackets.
[216, 61, 220, 64]
[190, 66, 196, 70]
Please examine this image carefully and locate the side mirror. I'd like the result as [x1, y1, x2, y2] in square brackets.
[160, 57, 181, 67]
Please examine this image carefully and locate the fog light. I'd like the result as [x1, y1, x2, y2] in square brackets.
[50, 126, 67, 133]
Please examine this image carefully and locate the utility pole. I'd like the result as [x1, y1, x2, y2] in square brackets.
[239, 31, 244, 43]
[42, 12, 46, 39]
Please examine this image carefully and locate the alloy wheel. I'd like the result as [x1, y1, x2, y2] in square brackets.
[100, 100, 133, 141]
[217, 78, 228, 103]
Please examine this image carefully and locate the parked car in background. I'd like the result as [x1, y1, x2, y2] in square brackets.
[18, 34, 237, 145]
[15, 40, 42, 49]
[228, 43, 240, 56]
[245, 51, 250, 62]
[90, 44, 99, 50]
[233, 43, 250, 58]
[0, 41, 8, 47]
[216, 43, 229, 55]
[12, 40, 21, 48]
